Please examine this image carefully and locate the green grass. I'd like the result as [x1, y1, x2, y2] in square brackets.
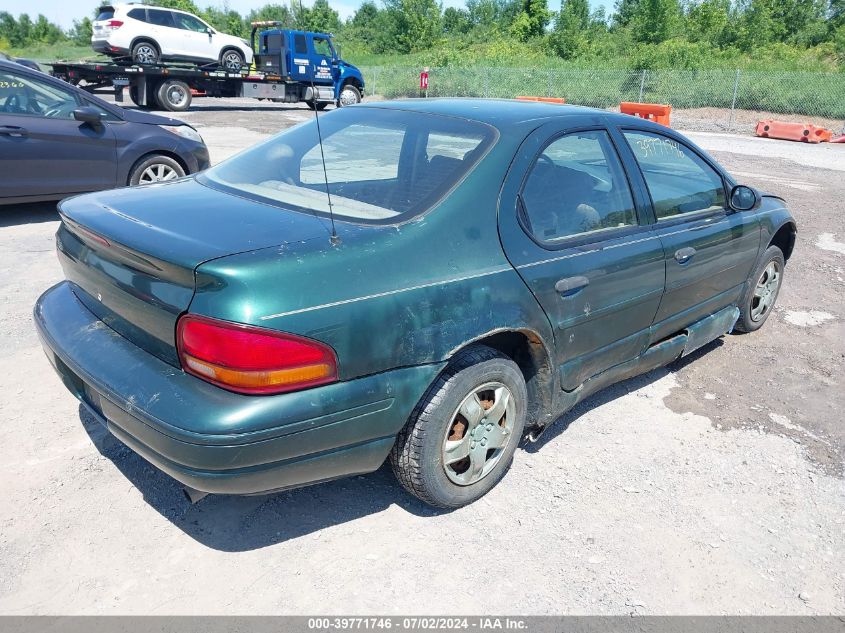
[7, 43, 104, 63]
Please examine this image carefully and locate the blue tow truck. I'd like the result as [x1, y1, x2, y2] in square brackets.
[50, 21, 365, 112]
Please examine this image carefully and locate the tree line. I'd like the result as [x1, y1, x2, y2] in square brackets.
[1, 0, 843, 69]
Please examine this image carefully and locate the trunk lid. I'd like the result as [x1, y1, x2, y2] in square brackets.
[56, 177, 328, 366]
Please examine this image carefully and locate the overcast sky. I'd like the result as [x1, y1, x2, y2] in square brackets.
[4, 0, 615, 30]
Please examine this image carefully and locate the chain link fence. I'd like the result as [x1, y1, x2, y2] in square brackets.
[359, 66, 845, 130]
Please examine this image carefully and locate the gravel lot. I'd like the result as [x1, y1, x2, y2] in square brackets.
[1, 98, 843, 615]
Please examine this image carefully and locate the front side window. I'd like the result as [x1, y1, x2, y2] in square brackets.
[174, 13, 208, 32]
[147, 9, 176, 28]
[520, 130, 637, 242]
[200, 108, 496, 224]
[313, 37, 333, 57]
[0, 70, 79, 119]
[623, 131, 725, 220]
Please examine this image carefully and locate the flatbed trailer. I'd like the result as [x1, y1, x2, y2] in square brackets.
[49, 60, 346, 112]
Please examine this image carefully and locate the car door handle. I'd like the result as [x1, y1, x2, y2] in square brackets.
[555, 275, 589, 295]
[0, 126, 28, 137]
[675, 247, 696, 264]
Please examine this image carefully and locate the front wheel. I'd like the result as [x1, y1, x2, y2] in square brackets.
[128, 155, 185, 186]
[220, 49, 245, 71]
[390, 346, 527, 508]
[337, 84, 362, 107]
[735, 245, 785, 332]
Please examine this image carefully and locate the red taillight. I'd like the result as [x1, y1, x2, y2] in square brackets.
[176, 314, 337, 395]
[106, 20, 123, 28]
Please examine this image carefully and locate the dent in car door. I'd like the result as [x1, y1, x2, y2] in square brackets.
[0, 68, 117, 199]
[498, 125, 666, 392]
[620, 130, 760, 341]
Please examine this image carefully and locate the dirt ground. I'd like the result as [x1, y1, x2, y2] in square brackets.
[0, 98, 843, 615]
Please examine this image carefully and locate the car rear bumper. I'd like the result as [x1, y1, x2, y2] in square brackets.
[34, 281, 443, 495]
[91, 39, 127, 55]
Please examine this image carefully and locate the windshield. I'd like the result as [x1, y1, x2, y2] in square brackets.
[198, 107, 496, 224]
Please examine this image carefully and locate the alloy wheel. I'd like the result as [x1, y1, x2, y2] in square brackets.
[441, 382, 516, 486]
[750, 260, 781, 321]
[139, 163, 180, 184]
[222, 52, 242, 70]
[135, 45, 156, 64]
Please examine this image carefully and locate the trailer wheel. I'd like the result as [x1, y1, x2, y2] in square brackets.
[337, 84, 361, 107]
[128, 83, 157, 110]
[131, 41, 159, 65]
[156, 80, 192, 112]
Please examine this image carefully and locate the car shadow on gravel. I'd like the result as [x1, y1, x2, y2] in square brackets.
[0, 202, 60, 228]
[78, 405, 447, 552]
[523, 338, 724, 453]
[76, 338, 723, 551]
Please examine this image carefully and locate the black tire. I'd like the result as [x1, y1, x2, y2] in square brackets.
[337, 83, 362, 107]
[220, 48, 245, 71]
[128, 154, 186, 187]
[155, 80, 191, 112]
[306, 100, 328, 111]
[390, 345, 527, 508]
[734, 245, 785, 333]
[131, 40, 159, 65]
[128, 83, 156, 109]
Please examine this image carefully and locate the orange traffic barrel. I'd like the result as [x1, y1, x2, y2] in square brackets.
[620, 102, 672, 127]
[755, 120, 832, 143]
[516, 96, 566, 104]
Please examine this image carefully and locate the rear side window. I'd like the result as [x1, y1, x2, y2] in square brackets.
[521, 130, 637, 242]
[623, 131, 725, 220]
[294, 34, 307, 54]
[147, 9, 175, 27]
[174, 13, 208, 32]
[200, 108, 496, 225]
[127, 8, 146, 21]
[96, 9, 115, 21]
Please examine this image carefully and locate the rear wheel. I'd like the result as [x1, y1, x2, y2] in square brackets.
[128, 83, 157, 109]
[155, 80, 191, 112]
[337, 83, 361, 107]
[306, 100, 328, 111]
[220, 49, 245, 71]
[128, 155, 185, 186]
[131, 41, 159, 65]
[735, 245, 785, 332]
[390, 346, 526, 508]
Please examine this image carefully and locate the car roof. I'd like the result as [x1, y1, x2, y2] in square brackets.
[358, 98, 639, 131]
[116, 3, 201, 16]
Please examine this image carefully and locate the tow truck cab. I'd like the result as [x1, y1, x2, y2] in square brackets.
[251, 22, 364, 105]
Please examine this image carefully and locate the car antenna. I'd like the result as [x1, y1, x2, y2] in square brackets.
[299, 0, 340, 246]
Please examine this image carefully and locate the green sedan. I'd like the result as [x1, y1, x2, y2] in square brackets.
[34, 99, 797, 508]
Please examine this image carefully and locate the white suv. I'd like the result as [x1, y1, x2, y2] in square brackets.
[92, 4, 254, 71]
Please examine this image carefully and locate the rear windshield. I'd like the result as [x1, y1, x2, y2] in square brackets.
[96, 8, 115, 20]
[199, 108, 496, 225]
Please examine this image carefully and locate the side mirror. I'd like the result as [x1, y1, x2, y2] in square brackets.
[73, 106, 105, 129]
[729, 184, 760, 212]
[206, 27, 214, 36]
